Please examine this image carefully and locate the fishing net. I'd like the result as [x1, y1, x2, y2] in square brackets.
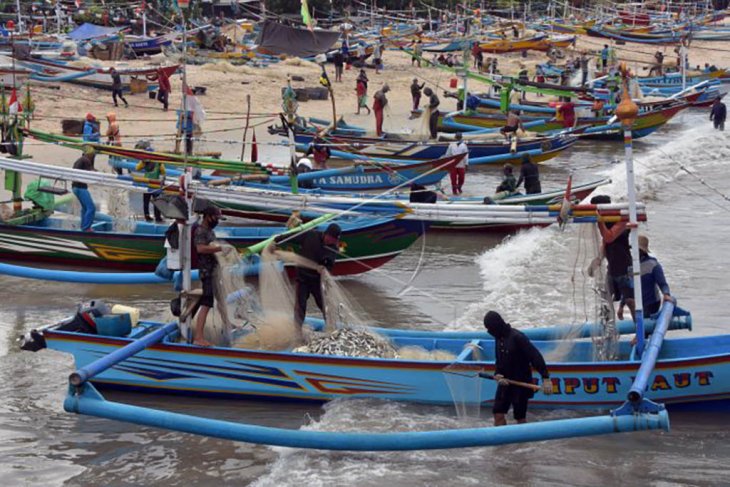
[442, 343, 484, 420]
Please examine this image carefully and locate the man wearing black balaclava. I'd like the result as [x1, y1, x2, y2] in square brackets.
[483, 310, 552, 425]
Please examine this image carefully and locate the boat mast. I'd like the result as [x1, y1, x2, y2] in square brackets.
[616, 63, 645, 356]
[15, 0, 23, 33]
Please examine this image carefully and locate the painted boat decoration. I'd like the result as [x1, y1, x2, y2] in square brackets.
[126, 35, 174, 56]
[0, 216, 425, 276]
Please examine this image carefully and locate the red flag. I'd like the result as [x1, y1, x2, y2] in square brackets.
[251, 128, 258, 163]
[8, 89, 22, 114]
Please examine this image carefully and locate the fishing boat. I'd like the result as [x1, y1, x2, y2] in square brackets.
[268, 122, 577, 165]
[21, 302, 728, 411]
[17, 56, 179, 91]
[126, 35, 175, 56]
[478, 34, 575, 53]
[0, 212, 423, 276]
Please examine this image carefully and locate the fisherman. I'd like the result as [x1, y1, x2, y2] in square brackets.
[72, 147, 97, 232]
[193, 205, 228, 347]
[617, 235, 672, 320]
[475, 49, 484, 73]
[372, 84, 390, 136]
[515, 154, 541, 195]
[410, 78, 425, 111]
[600, 44, 609, 70]
[306, 135, 331, 169]
[483, 311, 552, 426]
[710, 98, 726, 131]
[373, 40, 383, 74]
[412, 39, 423, 67]
[424, 87, 440, 139]
[178, 110, 195, 156]
[471, 41, 481, 69]
[444, 132, 468, 195]
[82, 113, 100, 143]
[500, 110, 523, 139]
[156, 67, 171, 111]
[109, 67, 128, 108]
[580, 52, 590, 86]
[356, 69, 370, 115]
[105, 112, 123, 175]
[135, 153, 166, 222]
[557, 97, 576, 128]
[518, 65, 529, 101]
[274, 223, 341, 326]
[592, 194, 635, 321]
[495, 163, 517, 198]
[333, 49, 344, 83]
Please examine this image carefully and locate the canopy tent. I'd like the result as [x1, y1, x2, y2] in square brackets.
[255, 20, 340, 58]
[68, 23, 124, 41]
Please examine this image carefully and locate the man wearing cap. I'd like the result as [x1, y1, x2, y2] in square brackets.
[483, 311, 552, 426]
[193, 205, 227, 347]
[275, 223, 341, 325]
[618, 235, 672, 320]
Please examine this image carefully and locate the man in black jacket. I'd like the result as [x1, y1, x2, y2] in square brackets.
[516, 155, 541, 194]
[276, 223, 341, 325]
[710, 98, 726, 131]
[483, 311, 552, 425]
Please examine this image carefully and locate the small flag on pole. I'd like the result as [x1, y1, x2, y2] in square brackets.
[8, 88, 22, 115]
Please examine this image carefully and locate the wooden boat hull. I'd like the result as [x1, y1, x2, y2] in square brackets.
[479, 35, 575, 53]
[0, 217, 424, 276]
[41, 325, 730, 410]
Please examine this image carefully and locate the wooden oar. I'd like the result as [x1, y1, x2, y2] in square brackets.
[477, 372, 541, 392]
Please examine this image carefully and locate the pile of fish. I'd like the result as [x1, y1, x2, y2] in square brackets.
[295, 327, 398, 358]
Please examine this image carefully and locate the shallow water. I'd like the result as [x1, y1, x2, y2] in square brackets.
[1, 111, 730, 486]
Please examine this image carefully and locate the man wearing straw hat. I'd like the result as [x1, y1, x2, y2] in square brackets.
[617, 235, 673, 321]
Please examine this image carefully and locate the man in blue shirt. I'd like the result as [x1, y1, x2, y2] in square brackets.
[618, 235, 672, 319]
[600, 45, 609, 70]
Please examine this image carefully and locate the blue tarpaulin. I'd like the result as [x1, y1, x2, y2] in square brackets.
[68, 23, 123, 41]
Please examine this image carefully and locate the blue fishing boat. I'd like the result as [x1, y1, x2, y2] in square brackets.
[23, 303, 729, 411]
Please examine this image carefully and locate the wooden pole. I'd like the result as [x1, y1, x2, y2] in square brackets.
[239, 94, 251, 161]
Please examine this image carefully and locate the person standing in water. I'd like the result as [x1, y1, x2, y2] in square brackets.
[483, 311, 552, 425]
[710, 98, 726, 131]
[515, 154, 541, 194]
[444, 132, 468, 195]
[72, 147, 97, 232]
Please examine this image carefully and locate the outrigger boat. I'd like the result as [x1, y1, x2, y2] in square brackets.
[17, 56, 179, 91]
[269, 121, 577, 165]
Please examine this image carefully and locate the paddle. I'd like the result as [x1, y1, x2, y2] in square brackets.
[444, 365, 541, 392]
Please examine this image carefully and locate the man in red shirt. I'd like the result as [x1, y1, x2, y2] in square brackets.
[557, 97, 576, 128]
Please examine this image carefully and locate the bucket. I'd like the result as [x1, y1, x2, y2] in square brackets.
[149, 90, 157, 99]
[94, 313, 132, 337]
[111, 304, 140, 326]
[449, 78, 458, 89]
[129, 78, 148, 94]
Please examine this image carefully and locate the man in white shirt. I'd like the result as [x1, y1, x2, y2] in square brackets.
[445, 132, 469, 195]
